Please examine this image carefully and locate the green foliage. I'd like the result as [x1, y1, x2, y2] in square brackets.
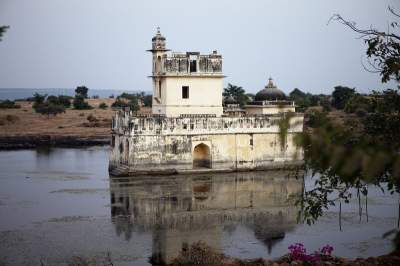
[31, 93, 71, 116]
[111, 92, 142, 112]
[75, 86, 89, 99]
[331, 86, 355, 109]
[289, 88, 331, 112]
[306, 109, 329, 128]
[0, 26, 9, 42]
[365, 22, 400, 83]
[143, 95, 152, 107]
[98, 102, 108, 109]
[344, 94, 374, 113]
[33, 93, 47, 105]
[73, 95, 92, 110]
[294, 89, 400, 227]
[331, 9, 400, 83]
[34, 102, 65, 117]
[119, 93, 138, 102]
[47, 95, 72, 108]
[223, 83, 249, 107]
[363, 89, 400, 148]
[0, 100, 20, 109]
[111, 98, 139, 112]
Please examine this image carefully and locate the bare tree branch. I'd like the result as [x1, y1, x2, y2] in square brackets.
[328, 14, 400, 41]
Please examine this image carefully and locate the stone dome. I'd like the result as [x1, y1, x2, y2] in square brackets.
[152, 27, 166, 41]
[254, 78, 287, 101]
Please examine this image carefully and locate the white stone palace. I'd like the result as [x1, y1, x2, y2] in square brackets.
[109, 29, 304, 175]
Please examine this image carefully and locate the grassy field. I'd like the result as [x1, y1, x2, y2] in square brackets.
[0, 98, 150, 139]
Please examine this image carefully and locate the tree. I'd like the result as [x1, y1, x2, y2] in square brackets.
[75, 86, 89, 99]
[223, 83, 249, 107]
[143, 95, 152, 107]
[331, 86, 355, 110]
[0, 26, 9, 42]
[289, 88, 307, 99]
[330, 7, 400, 83]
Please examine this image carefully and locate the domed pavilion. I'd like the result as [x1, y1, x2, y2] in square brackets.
[244, 77, 295, 115]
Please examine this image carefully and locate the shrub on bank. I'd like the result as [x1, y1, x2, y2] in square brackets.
[98, 102, 108, 109]
[73, 96, 92, 110]
[0, 100, 21, 109]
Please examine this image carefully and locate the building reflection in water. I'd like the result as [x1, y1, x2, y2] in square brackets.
[109, 171, 304, 264]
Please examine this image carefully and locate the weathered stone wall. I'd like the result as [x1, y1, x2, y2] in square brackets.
[110, 112, 304, 174]
[151, 76, 224, 117]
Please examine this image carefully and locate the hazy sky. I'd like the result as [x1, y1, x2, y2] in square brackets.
[0, 0, 399, 94]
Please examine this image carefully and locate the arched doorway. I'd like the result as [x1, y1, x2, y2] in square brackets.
[193, 143, 211, 169]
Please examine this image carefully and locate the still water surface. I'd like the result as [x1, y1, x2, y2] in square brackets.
[0, 147, 397, 265]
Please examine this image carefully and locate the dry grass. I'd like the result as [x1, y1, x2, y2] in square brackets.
[0, 98, 151, 138]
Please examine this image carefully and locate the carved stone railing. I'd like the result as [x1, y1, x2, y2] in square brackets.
[161, 53, 222, 74]
[112, 111, 304, 136]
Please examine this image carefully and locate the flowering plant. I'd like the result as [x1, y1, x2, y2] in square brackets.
[288, 243, 334, 265]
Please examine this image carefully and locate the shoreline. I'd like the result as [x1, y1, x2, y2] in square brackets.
[167, 242, 400, 266]
[0, 135, 110, 150]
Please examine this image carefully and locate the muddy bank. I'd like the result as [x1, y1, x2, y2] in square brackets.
[0, 135, 110, 149]
[168, 242, 400, 266]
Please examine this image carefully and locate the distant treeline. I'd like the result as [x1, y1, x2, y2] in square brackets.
[0, 86, 152, 117]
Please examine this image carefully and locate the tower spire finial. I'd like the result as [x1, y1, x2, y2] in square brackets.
[267, 76, 274, 87]
[157, 26, 160, 34]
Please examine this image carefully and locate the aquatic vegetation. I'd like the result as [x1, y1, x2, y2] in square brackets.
[288, 243, 334, 265]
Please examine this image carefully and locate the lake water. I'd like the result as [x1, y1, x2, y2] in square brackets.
[0, 147, 398, 265]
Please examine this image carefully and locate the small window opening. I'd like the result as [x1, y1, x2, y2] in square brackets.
[189, 55, 197, 72]
[182, 86, 189, 99]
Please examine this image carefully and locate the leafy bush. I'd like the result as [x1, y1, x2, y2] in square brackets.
[34, 102, 65, 117]
[46, 95, 72, 108]
[57, 95, 72, 108]
[0, 100, 20, 109]
[73, 96, 92, 110]
[98, 102, 108, 109]
[306, 109, 329, 128]
[111, 98, 139, 112]
[344, 95, 374, 113]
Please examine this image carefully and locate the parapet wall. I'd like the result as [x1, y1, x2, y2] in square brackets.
[112, 111, 304, 136]
[109, 111, 304, 175]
